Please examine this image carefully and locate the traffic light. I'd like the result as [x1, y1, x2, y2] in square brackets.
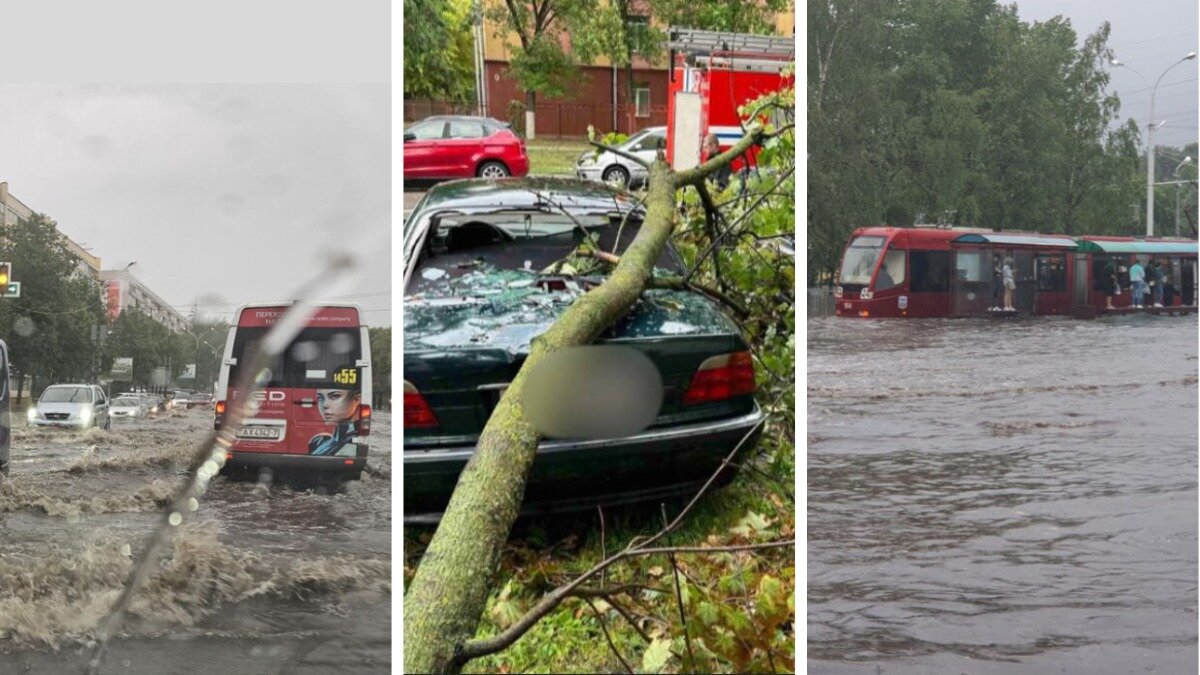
[0, 263, 9, 288]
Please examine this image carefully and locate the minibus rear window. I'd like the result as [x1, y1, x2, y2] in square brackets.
[230, 327, 362, 389]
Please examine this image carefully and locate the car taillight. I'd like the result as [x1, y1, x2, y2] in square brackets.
[214, 400, 226, 430]
[404, 381, 438, 428]
[682, 351, 755, 405]
[357, 404, 372, 436]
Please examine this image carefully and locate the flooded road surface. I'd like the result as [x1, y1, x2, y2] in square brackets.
[808, 316, 1198, 674]
[0, 408, 391, 674]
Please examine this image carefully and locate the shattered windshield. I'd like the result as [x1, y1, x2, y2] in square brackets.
[405, 210, 683, 297]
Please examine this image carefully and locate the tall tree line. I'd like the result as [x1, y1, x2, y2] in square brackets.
[807, 0, 1169, 285]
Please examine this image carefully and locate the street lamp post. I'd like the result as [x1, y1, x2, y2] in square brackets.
[1176, 156, 1193, 237]
[1111, 52, 1197, 237]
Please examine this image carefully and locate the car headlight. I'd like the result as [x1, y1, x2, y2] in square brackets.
[27, 408, 36, 421]
[79, 408, 92, 425]
[577, 154, 596, 167]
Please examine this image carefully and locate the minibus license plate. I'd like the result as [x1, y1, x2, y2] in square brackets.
[238, 427, 281, 440]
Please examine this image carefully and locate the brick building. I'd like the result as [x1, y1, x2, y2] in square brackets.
[404, 1, 795, 138]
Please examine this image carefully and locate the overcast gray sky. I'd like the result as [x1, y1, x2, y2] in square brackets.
[0, 84, 390, 326]
[1017, 0, 1198, 149]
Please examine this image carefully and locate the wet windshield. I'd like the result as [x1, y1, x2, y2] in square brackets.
[113, 397, 141, 405]
[40, 387, 92, 403]
[839, 235, 886, 285]
[406, 210, 683, 296]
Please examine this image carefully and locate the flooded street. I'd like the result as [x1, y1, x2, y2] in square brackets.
[808, 315, 1198, 673]
[0, 408, 391, 674]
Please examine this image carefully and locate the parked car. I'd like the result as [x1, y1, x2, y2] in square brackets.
[28, 384, 111, 430]
[402, 177, 764, 523]
[403, 116, 529, 182]
[575, 126, 665, 188]
[110, 394, 150, 418]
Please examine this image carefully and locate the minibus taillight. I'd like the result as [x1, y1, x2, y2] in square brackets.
[357, 404, 373, 436]
[214, 400, 226, 430]
[404, 381, 438, 428]
[682, 351, 755, 405]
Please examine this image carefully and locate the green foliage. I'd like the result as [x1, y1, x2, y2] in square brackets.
[368, 326, 392, 410]
[507, 34, 584, 102]
[808, 0, 1153, 284]
[404, 0, 476, 102]
[507, 99, 526, 135]
[0, 214, 105, 392]
[102, 309, 188, 386]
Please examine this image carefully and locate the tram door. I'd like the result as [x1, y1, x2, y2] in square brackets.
[951, 250, 989, 316]
[1183, 259, 1196, 306]
[1012, 250, 1036, 313]
[1073, 254, 1090, 308]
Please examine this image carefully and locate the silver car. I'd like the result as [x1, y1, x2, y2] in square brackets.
[110, 395, 150, 418]
[28, 384, 111, 430]
[575, 126, 666, 188]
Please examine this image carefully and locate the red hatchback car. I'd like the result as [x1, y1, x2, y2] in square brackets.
[403, 115, 529, 182]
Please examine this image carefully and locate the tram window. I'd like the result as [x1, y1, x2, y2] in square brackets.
[909, 250, 952, 293]
[1037, 253, 1066, 292]
[955, 251, 985, 282]
[875, 249, 906, 291]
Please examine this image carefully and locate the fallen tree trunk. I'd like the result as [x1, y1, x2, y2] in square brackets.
[403, 128, 764, 674]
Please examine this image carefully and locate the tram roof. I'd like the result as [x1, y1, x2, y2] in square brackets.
[1074, 239, 1198, 254]
[951, 232, 1077, 249]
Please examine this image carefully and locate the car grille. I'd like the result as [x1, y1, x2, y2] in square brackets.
[44, 413, 69, 421]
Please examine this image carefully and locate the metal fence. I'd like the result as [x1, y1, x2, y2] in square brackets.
[404, 99, 668, 138]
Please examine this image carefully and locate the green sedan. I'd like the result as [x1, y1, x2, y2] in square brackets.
[403, 177, 764, 523]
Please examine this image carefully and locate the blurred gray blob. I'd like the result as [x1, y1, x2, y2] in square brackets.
[523, 345, 663, 440]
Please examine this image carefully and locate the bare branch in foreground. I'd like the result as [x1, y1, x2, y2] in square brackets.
[586, 598, 635, 674]
[454, 386, 793, 665]
[588, 139, 652, 169]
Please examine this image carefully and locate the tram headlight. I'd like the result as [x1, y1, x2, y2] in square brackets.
[860, 288, 873, 300]
[834, 286, 843, 298]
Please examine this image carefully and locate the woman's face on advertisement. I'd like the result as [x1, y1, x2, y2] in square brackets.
[318, 389, 360, 423]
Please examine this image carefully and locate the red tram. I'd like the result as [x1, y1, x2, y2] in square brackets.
[834, 226, 1199, 318]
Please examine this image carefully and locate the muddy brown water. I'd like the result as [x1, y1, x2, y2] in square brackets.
[0, 409, 391, 674]
[808, 315, 1198, 674]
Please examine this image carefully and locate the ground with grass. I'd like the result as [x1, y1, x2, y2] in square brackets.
[526, 138, 589, 176]
[403, 429, 795, 674]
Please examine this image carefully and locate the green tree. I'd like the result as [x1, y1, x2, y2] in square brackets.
[368, 326, 391, 410]
[405, 0, 476, 102]
[0, 214, 104, 398]
[488, 0, 614, 137]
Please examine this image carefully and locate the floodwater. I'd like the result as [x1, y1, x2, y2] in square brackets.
[808, 314, 1199, 673]
[0, 408, 391, 674]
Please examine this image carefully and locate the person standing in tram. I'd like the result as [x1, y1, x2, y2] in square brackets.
[1104, 261, 1119, 309]
[1002, 257, 1016, 311]
[1149, 259, 1165, 307]
[1129, 258, 1146, 308]
[991, 256, 1004, 311]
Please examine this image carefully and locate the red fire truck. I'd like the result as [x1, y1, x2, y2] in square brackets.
[665, 28, 794, 172]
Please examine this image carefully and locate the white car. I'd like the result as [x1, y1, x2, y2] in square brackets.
[28, 384, 112, 430]
[110, 395, 149, 418]
[575, 126, 666, 188]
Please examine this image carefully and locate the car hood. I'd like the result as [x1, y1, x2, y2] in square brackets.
[36, 402, 88, 414]
[111, 404, 141, 412]
[404, 265, 740, 354]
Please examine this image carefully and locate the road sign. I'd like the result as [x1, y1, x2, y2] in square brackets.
[3, 281, 20, 298]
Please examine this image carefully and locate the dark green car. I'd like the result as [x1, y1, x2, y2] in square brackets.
[403, 177, 764, 523]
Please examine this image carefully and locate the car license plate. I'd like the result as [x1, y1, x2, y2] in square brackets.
[237, 427, 281, 440]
